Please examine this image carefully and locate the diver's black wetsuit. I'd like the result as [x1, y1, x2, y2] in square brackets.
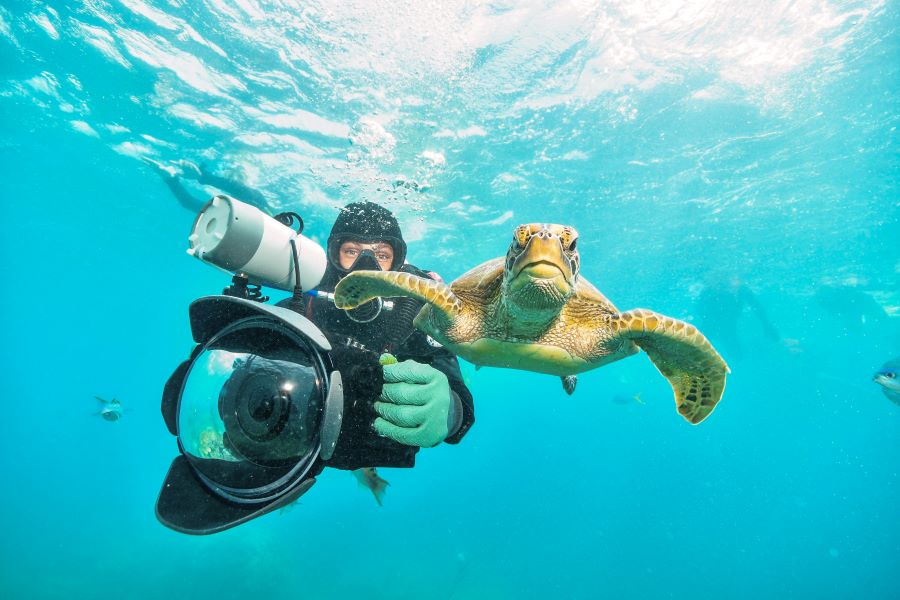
[284, 201, 475, 470]
[296, 263, 475, 469]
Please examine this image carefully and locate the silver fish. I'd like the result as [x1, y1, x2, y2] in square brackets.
[873, 359, 900, 407]
[95, 396, 123, 422]
[353, 467, 390, 506]
[611, 393, 645, 406]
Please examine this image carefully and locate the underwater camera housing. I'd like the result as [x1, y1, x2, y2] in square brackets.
[156, 196, 348, 535]
[156, 296, 344, 534]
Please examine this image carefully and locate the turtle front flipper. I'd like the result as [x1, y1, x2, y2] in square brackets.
[611, 309, 729, 424]
[334, 271, 462, 320]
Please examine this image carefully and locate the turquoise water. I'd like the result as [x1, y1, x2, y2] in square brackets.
[2, 1, 898, 598]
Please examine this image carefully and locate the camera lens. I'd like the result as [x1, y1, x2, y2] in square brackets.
[249, 394, 277, 421]
[177, 319, 326, 494]
[230, 370, 293, 444]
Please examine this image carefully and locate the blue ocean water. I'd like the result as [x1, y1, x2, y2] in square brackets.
[1, 1, 898, 598]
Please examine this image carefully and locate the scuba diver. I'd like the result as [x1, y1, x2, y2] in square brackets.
[694, 274, 780, 361]
[295, 201, 475, 468]
[143, 157, 272, 214]
[156, 197, 475, 534]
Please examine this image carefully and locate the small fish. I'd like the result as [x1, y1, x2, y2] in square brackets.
[95, 396, 123, 422]
[353, 467, 390, 506]
[612, 393, 644, 406]
[873, 359, 900, 406]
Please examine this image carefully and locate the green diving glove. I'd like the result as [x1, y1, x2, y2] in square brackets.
[374, 358, 452, 448]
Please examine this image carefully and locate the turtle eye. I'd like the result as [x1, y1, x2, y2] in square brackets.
[888, 372, 897, 379]
[514, 228, 528, 247]
[569, 239, 577, 251]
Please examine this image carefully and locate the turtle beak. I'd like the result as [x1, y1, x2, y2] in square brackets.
[511, 232, 573, 284]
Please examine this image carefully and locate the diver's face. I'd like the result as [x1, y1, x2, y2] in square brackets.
[339, 240, 394, 271]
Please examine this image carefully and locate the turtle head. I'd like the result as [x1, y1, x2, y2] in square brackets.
[503, 223, 580, 311]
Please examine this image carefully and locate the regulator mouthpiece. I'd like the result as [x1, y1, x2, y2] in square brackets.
[187, 195, 326, 292]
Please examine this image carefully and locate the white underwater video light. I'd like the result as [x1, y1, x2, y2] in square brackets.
[187, 195, 326, 292]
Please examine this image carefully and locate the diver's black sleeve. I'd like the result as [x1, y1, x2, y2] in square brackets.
[435, 351, 475, 444]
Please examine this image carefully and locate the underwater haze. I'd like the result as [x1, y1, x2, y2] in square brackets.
[1, 1, 899, 598]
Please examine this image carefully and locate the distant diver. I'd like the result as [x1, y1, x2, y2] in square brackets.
[334, 223, 730, 424]
[694, 274, 780, 361]
[142, 157, 272, 214]
[815, 283, 890, 332]
[873, 359, 900, 406]
[94, 396, 123, 422]
[353, 467, 390, 506]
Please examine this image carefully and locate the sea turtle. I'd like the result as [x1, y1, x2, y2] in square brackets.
[334, 223, 730, 424]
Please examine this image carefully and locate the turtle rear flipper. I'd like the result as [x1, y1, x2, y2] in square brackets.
[334, 271, 461, 320]
[611, 309, 729, 424]
[561, 375, 577, 395]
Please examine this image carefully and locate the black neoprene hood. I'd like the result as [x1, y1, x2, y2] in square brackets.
[326, 201, 407, 270]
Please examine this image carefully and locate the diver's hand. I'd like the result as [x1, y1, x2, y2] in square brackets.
[375, 360, 451, 448]
[174, 159, 202, 180]
[141, 156, 178, 180]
